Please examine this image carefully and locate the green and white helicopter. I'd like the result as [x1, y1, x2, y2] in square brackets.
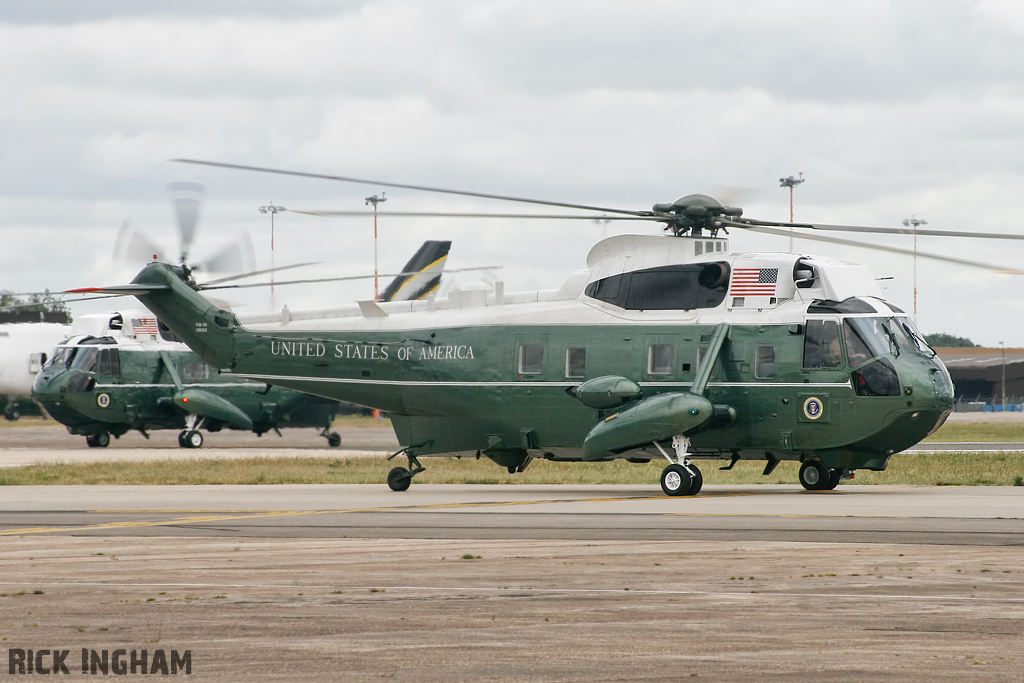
[73, 160, 1024, 495]
[35, 238, 456, 449]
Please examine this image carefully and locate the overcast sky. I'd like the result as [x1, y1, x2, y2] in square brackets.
[2, 0, 1022, 346]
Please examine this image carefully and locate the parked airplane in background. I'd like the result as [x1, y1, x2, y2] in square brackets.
[0, 311, 72, 420]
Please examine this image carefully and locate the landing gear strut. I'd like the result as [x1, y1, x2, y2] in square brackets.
[320, 425, 341, 448]
[654, 436, 703, 496]
[386, 446, 426, 492]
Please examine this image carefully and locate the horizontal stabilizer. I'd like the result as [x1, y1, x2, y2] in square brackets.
[66, 284, 171, 295]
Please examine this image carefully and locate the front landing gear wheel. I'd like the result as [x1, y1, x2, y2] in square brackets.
[387, 466, 412, 492]
[660, 464, 693, 496]
[799, 461, 831, 491]
[180, 430, 203, 449]
[326, 432, 341, 448]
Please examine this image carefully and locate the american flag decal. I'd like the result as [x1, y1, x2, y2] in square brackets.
[131, 318, 159, 335]
[729, 268, 778, 296]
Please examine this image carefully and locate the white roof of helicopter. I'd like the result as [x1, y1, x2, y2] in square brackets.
[238, 234, 892, 334]
[65, 310, 185, 349]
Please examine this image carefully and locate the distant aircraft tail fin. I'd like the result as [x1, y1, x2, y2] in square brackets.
[380, 240, 452, 302]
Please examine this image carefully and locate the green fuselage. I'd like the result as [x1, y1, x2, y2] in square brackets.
[129, 262, 953, 472]
[33, 343, 338, 438]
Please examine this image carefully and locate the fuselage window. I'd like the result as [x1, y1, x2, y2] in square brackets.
[852, 358, 901, 396]
[584, 263, 730, 311]
[803, 320, 842, 368]
[754, 346, 776, 378]
[158, 320, 182, 343]
[97, 348, 121, 377]
[518, 345, 544, 375]
[183, 361, 210, 381]
[696, 345, 720, 379]
[648, 345, 674, 375]
[565, 347, 586, 378]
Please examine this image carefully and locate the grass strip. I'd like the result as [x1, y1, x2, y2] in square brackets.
[1, 452, 1022, 487]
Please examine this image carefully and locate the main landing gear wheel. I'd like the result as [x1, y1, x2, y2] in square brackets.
[387, 466, 413, 492]
[178, 430, 203, 449]
[826, 468, 843, 490]
[799, 461, 837, 491]
[86, 433, 110, 448]
[661, 463, 701, 496]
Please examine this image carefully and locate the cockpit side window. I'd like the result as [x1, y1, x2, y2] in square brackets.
[71, 347, 98, 373]
[844, 318, 898, 365]
[803, 320, 842, 368]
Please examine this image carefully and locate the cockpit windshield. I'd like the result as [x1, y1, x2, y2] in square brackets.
[844, 316, 935, 366]
[45, 346, 76, 370]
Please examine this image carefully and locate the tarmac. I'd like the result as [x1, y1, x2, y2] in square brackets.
[0, 416, 1022, 680]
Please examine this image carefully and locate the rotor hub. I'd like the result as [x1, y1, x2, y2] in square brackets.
[652, 193, 743, 237]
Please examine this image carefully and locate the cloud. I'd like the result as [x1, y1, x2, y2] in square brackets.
[0, 1, 1022, 346]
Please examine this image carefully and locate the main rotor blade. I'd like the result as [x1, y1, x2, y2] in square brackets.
[287, 209, 658, 221]
[3, 293, 127, 309]
[198, 265, 504, 291]
[199, 261, 323, 287]
[719, 219, 1024, 274]
[171, 159, 650, 217]
[738, 218, 1024, 241]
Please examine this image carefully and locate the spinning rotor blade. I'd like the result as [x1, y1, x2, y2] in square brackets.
[113, 220, 164, 264]
[736, 218, 1024, 241]
[193, 231, 256, 275]
[170, 182, 205, 263]
[720, 220, 1024, 274]
[172, 159, 649, 217]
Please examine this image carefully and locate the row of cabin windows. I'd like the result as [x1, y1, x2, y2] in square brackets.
[64, 346, 210, 381]
[516, 344, 778, 379]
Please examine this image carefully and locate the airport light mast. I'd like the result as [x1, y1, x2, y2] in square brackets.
[258, 203, 285, 309]
[779, 172, 805, 252]
[902, 216, 927, 317]
[365, 192, 387, 301]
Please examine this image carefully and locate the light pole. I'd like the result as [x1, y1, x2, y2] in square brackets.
[365, 192, 387, 301]
[1000, 341, 1006, 408]
[258, 203, 285, 308]
[779, 172, 805, 252]
[902, 216, 927, 317]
